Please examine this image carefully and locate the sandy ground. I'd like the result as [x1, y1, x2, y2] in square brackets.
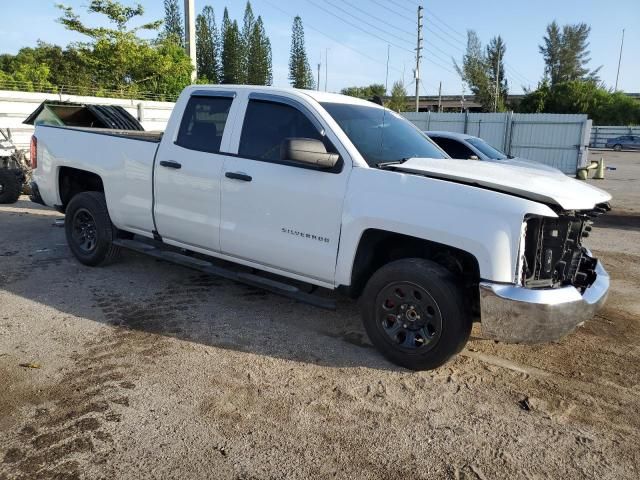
[1, 152, 639, 480]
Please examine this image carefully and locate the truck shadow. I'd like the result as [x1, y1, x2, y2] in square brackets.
[594, 212, 640, 232]
[0, 204, 400, 371]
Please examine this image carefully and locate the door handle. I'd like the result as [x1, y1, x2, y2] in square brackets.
[225, 171, 252, 182]
[160, 160, 182, 169]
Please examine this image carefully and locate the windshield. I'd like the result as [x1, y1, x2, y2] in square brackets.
[0, 129, 8, 141]
[320, 102, 447, 166]
[467, 137, 507, 160]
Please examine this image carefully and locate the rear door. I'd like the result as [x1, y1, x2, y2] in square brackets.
[154, 90, 237, 252]
[219, 93, 351, 284]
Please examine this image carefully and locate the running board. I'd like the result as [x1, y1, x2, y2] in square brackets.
[113, 239, 336, 310]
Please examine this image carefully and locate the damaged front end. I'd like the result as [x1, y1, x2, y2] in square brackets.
[479, 203, 611, 344]
[521, 202, 610, 291]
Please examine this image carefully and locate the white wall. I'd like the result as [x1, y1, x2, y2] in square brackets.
[0, 90, 175, 151]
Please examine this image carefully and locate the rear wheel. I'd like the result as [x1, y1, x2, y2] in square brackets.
[65, 192, 121, 266]
[0, 169, 22, 204]
[613, 144, 622, 152]
[361, 258, 471, 370]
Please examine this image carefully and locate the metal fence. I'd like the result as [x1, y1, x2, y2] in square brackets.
[590, 125, 640, 148]
[403, 111, 592, 174]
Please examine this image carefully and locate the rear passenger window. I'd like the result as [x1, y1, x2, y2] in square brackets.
[239, 99, 325, 162]
[176, 96, 233, 153]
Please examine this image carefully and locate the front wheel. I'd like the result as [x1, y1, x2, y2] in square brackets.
[361, 258, 471, 370]
[613, 144, 622, 152]
[65, 192, 121, 266]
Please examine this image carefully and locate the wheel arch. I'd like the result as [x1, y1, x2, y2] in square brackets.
[342, 228, 481, 312]
[58, 166, 104, 211]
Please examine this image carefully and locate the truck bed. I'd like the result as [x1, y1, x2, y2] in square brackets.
[42, 125, 163, 143]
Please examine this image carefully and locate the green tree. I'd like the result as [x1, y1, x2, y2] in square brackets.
[341, 84, 386, 99]
[387, 80, 407, 112]
[163, 0, 184, 45]
[454, 30, 493, 111]
[196, 5, 220, 83]
[518, 80, 640, 125]
[222, 19, 242, 84]
[486, 36, 508, 111]
[56, 0, 191, 99]
[540, 21, 600, 85]
[240, 1, 255, 84]
[246, 16, 272, 85]
[288, 16, 314, 89]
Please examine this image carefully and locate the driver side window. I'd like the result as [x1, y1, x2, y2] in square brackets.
[238, 99, 325, 162]
[432, 137, 476, 159]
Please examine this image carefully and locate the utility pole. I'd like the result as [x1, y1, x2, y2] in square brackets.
[317, 62, 321, 91]
[414, 5, 423, 112]
[437, 81, 442, 112]
[493, 47, 501, 112]
[184, 0, 197, 81]
[324, 48, 329, 92]
[615, 28, 625, 91]
[385, 44, 390, 94]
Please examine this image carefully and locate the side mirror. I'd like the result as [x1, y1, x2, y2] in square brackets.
[281, 138, 339, 169]
[469, 155, 480, 160]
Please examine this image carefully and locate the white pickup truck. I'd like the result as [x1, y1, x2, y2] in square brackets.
[30, 85, 612, 370]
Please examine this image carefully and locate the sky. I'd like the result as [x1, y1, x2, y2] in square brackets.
[1, 0, 638, 96]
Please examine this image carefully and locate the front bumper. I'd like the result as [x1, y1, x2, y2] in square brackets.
[479, 260, 609, 344]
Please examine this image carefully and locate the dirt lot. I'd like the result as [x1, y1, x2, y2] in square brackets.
[1, 151, 639, 480]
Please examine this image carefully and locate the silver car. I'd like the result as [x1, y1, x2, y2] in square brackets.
[605, 135, 640, 151]
[425, 130, 562, 174]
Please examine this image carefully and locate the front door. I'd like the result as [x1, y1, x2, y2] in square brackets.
[154, 92, 236, 252]
[220, 96, 350, 284]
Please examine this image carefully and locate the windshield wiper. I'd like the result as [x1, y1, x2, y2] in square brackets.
[376, 158, 410, 169]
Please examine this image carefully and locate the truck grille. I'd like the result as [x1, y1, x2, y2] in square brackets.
[522, 203, 610, 289]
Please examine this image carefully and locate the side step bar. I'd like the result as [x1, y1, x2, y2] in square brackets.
[113, 239, 336, 310]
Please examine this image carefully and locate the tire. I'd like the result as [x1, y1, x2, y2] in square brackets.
[613, 144, 622, 152]
[0, 169, 22, 204]
[361, 258, 471, 370]
[65, 192, 121, 266]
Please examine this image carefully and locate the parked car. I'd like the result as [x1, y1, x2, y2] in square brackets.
[30, 85, 611, 370]
[425, 131, 562, 174]
[605, 135, 640, 151]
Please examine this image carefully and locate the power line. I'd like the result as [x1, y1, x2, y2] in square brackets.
[342, 0, 416, 39]
[422, 7, 466, 41]
[304, 0, 415, 54]
[370, 0, 414, 23]
[261, 0, 407, 77]
[385, 0, 416, 14]
[322, 0, 415, 47]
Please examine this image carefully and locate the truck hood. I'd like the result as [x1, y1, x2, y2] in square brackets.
[394, 158, 612, 210]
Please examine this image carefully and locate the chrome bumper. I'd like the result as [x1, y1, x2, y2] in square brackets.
[479, 261, 609, 344]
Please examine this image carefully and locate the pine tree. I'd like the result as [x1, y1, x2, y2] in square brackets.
[454, 30, 493, 111]
[163, 0, 184, 45]
[240, 1, 255, 84]
[486, 36, 508, 111]
[540, 22, 600, 85]
[222, 19, 242, 84]
[288, 16, 314, 89]
[196, 6, 220, 83]
[221, 8, 230, 44]
[247, 16, 272, 85]
[387, 81, 407, 112]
